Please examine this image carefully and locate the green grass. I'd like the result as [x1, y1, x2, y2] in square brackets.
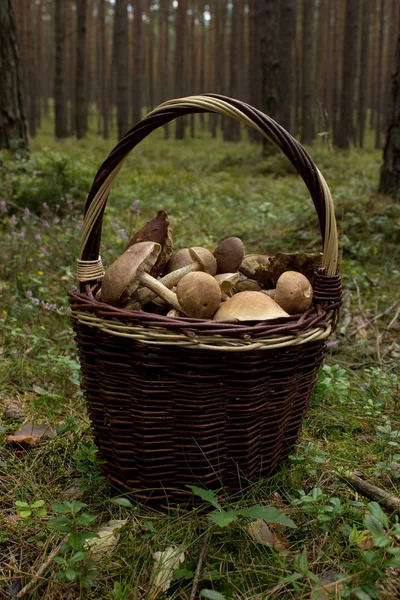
[0, 121, 399, 599]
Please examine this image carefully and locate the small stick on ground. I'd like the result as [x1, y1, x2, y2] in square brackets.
[189, 530, 212, 600]
[341, 471, 400, 515]
[13, 536, 68, 599]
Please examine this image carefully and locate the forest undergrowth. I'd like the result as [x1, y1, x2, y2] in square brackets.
[0, 123, 399, 599]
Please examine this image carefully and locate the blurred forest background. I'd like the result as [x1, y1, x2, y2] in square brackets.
[9, 0, 400, 148]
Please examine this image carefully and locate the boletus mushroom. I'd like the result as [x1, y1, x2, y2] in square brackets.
[213, 291, 289, 322]
[176, 272, 222, 319]
[213, 237, 245, 274]
[132, 246, 217, 308]
[234, 273, 262, 293]
[274, 271, 313, 315]
[101, 241, 184, 313]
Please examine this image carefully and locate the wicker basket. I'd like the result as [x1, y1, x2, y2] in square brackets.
[69, 94, 342, 504]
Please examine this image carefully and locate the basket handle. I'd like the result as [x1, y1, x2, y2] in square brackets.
[77, 94, 338, 283]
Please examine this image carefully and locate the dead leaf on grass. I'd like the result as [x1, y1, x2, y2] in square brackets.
[85, 519, 128, 561]
[246, 519, 289, 551]
[6, 423, 57, 447]
[150, 545, 185, 594]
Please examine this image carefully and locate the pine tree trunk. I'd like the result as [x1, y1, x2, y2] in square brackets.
[224, 0, 242, 141]
[357, 0, 370, 147]
[159, 0, 170, 138]
[98, 0, 109, 139]
[84, 0, 94, 135]
[279, 0, 295, 132]
[260, 0, 279, 153]
[175, 0, 186, 139]
[54, 0, 69, 138]
[248, 0, 261, 136]
[301, 0, 314, 144]
[379, 33, 400, 196]
[332, 1, 345, 143]
[132, 0, 143, 124]
[35, 0, 44, 128]
[26, 0, 36, 137]
[375, 0, 385, 149]
[75, 0, 88, 139]
[115, 0, 129, 139]
[335, 0, 359, 149]
[147, 0, 154, 110]
[0, 0, 28, 150]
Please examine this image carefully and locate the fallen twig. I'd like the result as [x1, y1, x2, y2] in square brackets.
[189, 529, 212, 600]
[341, 471, 400, 515]
[12, 536, 68, 599]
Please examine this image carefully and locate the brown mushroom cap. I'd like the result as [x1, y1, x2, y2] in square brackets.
[240, 253, 270, 278]
[213, 291, 289, 321]
[176, 272, 222, 319]
[164, 248, 192, 274]
[234, 273, 262, 293]
[274, 271, 313, 315]
[213, 237, 245, 274]
[101, 242, 161, 305]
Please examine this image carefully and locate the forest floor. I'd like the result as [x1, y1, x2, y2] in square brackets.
[0, 124, 400, 599]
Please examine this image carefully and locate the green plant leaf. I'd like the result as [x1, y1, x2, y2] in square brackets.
[208, 510, 238, 528]
[47, 516, 71, 531]
[297, 548, 308, 574]
[278, 573, 303, 584]
[383, 556, 400, 568]
[353, 589, 372, 600]
[173, 568, 194, 581]
[35, 508, 47, 517]
[18, 510, 32, 518]
[15, 501, 29, 508]
[200, 590, 227, 600]
[76, 512, 98, 526]
[367, 502, 389, 528]
[65, 568, 77, 582]
[364, 514, 385, 538]
[53, 556, 67, 566]
[111, 497, 133, 508]
[187, 486, 221, 510]
[239, 505, 296, 528]
[69, 551, 88, 566]
[31, 500, 45, 508]
[68, 531, 94, 550]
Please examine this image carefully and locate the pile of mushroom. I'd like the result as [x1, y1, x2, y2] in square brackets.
[98, 210, 315, 322]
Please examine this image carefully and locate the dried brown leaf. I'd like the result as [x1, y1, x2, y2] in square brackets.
[6, 423, 57, 447]
[246, 519, 289, 551]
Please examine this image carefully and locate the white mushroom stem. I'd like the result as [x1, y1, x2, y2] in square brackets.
[138, 272, 185, 314]
[132, 261, 204, 306]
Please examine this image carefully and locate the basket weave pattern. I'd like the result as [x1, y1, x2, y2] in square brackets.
[70, 95, 341, 503]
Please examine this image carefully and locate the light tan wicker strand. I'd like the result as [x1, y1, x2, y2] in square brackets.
[73, 311, 332, 352]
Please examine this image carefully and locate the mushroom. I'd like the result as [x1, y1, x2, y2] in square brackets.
[101, 241, 185, 313]
[213, 237, 245, 274]
[234, 273, 262, 293]
[214, 273, 240, 299]
[213, 291, 289, 321]
[126, 210, 173, 276]
[274, 271, 313, 315]
[239, 254, 270, 278]
[131, 246, 217, 307]
[175, 272, 222, 319]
